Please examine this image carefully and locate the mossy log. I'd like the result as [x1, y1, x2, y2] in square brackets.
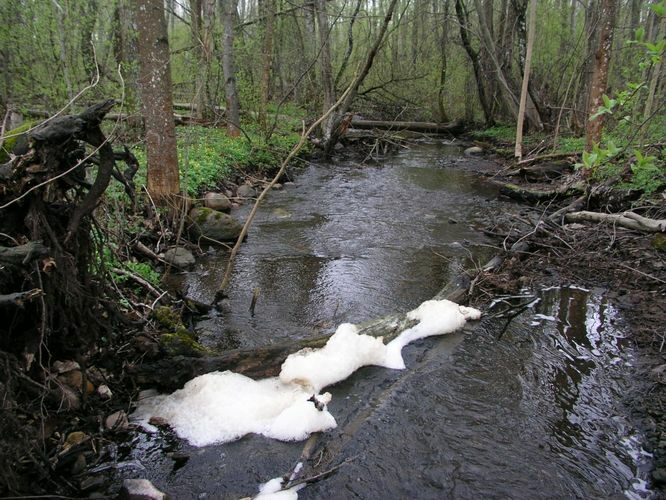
[130, 275, 471, 391]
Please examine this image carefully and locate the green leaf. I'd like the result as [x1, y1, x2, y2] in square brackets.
[635, 26, 646, 42]
[650, 1, 665, 17]
[605, 140, 621, 157]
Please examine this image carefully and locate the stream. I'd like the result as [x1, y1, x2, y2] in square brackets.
[118, 140, 654, 498]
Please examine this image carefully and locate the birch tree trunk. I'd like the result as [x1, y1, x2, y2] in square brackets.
[134, 0, 180, 203]
[515, 0, 537, 159]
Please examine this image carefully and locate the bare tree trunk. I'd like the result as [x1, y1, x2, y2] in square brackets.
[585, 0, 617, 151]
[515, 0, 537, 159]
[112, 0, 138, 108]
[436, 0, 450, 122]
[314, 0, 336, 140]
[335, 0, 362, 88]
[321, 0, 400, 155]
[259, 0, 276, 131]
[574, 0, 600, 133]
[221, 0, 241, 136]
[80, 0, 98, 80]
[642, 12, 665, 122]
[53, 1, 74, 100]
[455, 0, 494, 125]
[474, 0, 543, 130]
[134, 0, 180, 202]
[191, 0, 216, 120]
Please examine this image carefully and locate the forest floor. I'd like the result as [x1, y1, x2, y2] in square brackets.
[460, 142, 666, 493]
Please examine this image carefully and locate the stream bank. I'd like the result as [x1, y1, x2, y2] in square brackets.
[114, 139, 665, 498]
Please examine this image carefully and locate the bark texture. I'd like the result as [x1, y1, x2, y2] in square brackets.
[134, 0, 180, 202]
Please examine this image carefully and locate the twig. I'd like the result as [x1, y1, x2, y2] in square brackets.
[111, 267, 164, 297]
[214, 81, 356, 300]
[618, 263, 666, 285]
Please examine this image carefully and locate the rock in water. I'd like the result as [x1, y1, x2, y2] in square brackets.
[203, 192, 231, 212]
[188, 207, 243, 244]
[120, 479, 167, 500]
[162, 247, 196, 267]
[464, 146, 483, 156]
[237, 184, 256, 199]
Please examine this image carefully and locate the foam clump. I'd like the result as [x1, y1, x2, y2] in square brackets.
[255, 477, 305, 499]
[132, 371, 336, 446]
[280, 323, 388, 392]
[384, 299, 482, 369]
[133, 299, 481, 448]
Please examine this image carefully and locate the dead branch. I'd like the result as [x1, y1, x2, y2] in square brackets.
[0, 289, 43, 307]
[564, 210, 666, 233]
[0, 242, 49, 266]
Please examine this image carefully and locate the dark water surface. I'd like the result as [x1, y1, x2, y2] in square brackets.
[121, 140, 653, 499]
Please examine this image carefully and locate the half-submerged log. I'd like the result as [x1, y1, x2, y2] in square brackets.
[130, 275, 471, 391]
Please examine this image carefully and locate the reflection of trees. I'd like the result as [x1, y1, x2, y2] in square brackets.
[538, 288, 621, 458]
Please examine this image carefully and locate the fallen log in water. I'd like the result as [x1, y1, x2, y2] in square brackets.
[130, 276, 471, 391]
[349, 118, 465, 134]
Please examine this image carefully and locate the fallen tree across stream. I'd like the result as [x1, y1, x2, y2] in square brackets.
[349, 118, 465, 134]
[130, 275, 471, 391]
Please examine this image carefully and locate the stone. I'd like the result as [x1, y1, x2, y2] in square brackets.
[119, 479, 167, 500]
[203, 192, 231, 212]
[237, 184, 256, 198]
[148, 416, 170, 427]
[105, 410, 129, 431]
[188, 207, 243, 244]
[161, 247, 195, 268]
[97, 384, 112, 400]
[464, 146, 483, 156]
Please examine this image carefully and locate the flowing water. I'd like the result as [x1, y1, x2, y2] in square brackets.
[118, 140, 654, 498]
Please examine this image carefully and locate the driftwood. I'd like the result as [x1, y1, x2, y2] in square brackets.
[564, 210, 666, 233]
[131, 275, 470, 391]
[493, 180, 584, 204]
[516, 150, 581, 165]
[504, 161, 573, 181]
[349, 118, 464, 134]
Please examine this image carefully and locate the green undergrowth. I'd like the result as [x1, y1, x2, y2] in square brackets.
[473, 122, 665, 199]
[110, 120, 306, 200]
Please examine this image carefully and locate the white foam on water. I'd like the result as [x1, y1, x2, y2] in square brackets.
[132, 371, 336, 446]
[133, 299, 481, 451]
